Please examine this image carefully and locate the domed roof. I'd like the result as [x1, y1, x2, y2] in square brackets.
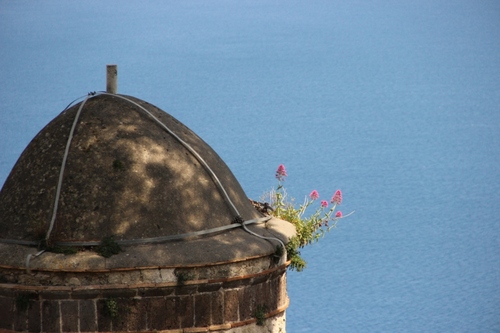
[0, 93, 294, 269]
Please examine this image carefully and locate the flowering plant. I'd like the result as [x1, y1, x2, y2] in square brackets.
[263, 164, 351, 271]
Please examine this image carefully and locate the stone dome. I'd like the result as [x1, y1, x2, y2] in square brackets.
[0, 93, 294, 269]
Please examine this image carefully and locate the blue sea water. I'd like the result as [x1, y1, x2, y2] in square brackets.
[1, 1, 500, 332]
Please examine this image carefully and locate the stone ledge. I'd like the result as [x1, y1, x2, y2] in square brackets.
[0, 262, 289, 293]
[0, 256, 289, 289]
[0, 218, 295, 272]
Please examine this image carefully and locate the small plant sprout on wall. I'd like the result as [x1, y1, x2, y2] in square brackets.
[261, 164, 353, 271]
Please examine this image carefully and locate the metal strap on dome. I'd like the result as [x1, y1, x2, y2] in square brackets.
[0, 216, 277, 274]
[50, 216, 273, 246]
[2, 216, 285, 273]
[45, 94, 94, 243]
[25, 250, 45, 274]
[20, 93, 97, 274]
[2, 217, 288, 268]
[99, 92, 242, 218]
[0, 216, 273, 247]
[240, 222, 286, 261]
[0, 216, 285, 250]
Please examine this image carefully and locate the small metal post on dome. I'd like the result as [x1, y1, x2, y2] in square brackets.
[106, 64, 118, 94]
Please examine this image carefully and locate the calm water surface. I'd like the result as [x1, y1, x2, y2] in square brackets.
[1, 1, 499, 332]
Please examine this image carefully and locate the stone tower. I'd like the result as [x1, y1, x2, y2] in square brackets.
[0, 89, 294, 332]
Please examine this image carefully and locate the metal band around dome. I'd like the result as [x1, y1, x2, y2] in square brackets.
[0, 216, 273, 247]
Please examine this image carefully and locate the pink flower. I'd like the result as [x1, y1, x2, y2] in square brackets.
[331, 190, 342, 205]
[309, 190, 319, 200]
[335, 211, 343, 218]
[275, 164, 288, 181]
[321, 200, 328, 208]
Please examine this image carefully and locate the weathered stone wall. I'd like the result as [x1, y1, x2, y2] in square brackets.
[0, 257, 289, 333]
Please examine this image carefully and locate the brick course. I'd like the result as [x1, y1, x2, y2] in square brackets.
[0, 263, 289, 332]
